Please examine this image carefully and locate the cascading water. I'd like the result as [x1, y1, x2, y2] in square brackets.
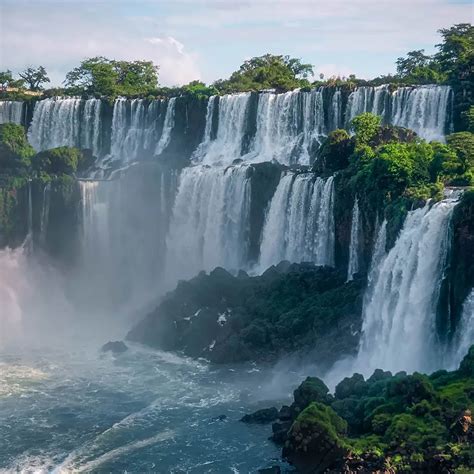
[347, 198, 362, 281]
[165, 164, 251, 283]
[0, 100, 23, 124]
[192, 93, 251, 165]
[78, 167, 178, 310]
[258, 173, 335, 269]
[155, 97, 176, 156]
[451, 289, 474, 367]
[345, 85, 389, 127]
[248, 89, 330, 165]
[28, 98, 103, 156]
[356, 199, 458, 375]
[39, 182, 51, 247]
[390, 85, 452, 142]
[109, 97, 175, 163]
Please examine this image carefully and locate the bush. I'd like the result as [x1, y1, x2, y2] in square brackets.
[32, 147, 90, 175]
[0, 123, 35, 171]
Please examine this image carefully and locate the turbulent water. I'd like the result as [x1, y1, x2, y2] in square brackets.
[0, 343, 293, 473]
[356, 199, 457, 375]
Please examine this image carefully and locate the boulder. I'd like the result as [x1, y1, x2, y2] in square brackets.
[241, 407, 279, 424]
[101, 341, 128, 354]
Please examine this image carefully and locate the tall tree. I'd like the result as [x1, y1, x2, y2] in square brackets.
[18, 66, 50, 91]
[435, 23, 474, 81]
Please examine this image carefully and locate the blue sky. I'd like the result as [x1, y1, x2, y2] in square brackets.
[0, 0, 472, 86]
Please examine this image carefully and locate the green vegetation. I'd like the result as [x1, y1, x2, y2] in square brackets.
[282, 346, 474, 472]
[32, 147, 94, 176]
[64, 57, 159, 98]
[0, 123, 93, 181]
[127, 264, 365, 366]
[214, 54, 313, 93]
[321, 111, 474, 247]
[0, 123, 35, 172]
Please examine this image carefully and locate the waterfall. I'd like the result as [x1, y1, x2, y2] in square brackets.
[258, 173, 335, 269]
[368, 219, 387, 277]
[356, 199, 458, 375]
[451, 289, 474, 366]
[28, 98, 102, 156]
[193, 93, 251, 165]
[246, 88, 336, 165]
[0, 246, 27, 346]
[78, 167, 178, 309]
[347, 198, 362, 281]
[390, 85, 452, 142]
[155, 97, 176, 156]
[192, 96, 217, 159]
[165, 165, 251, 283]
[39, 182, 51, 246]
[345, 85, 389, 127]
[109, 98, 175, 163]
[0, 100, 23, 124]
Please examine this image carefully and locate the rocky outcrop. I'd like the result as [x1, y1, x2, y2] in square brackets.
[127, 263, 365, 365]
[254, 346, 474, 473]
[241, 407, 279, 424]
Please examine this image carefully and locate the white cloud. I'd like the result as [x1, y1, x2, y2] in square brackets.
[0, 0, 471, 85]
[0, 4, 201, 86]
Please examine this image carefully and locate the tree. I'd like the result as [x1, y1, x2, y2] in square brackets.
[18, 66, 50, 91]
[64, 57, 159, 97]
[215, 54, 314, 93]
[350, 113, 382, 145]
[0, 70, 13, 89]
[446, 132, 474, 173]
[395, 50, 442, 83]
[435, 23, 474, 81]
[396, 50, 431, 76]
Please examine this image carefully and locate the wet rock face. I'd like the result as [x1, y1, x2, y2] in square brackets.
[127, 263, 365, 365]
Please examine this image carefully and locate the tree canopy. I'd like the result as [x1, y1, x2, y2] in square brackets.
[64, 57, 159, 97]
[214, 54, 314, 93]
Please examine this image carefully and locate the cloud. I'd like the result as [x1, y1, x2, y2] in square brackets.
[0, 0, 471, 85]
[0, 4, 201, 86]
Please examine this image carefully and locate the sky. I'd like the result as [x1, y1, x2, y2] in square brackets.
[0, 0, 472, 87]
